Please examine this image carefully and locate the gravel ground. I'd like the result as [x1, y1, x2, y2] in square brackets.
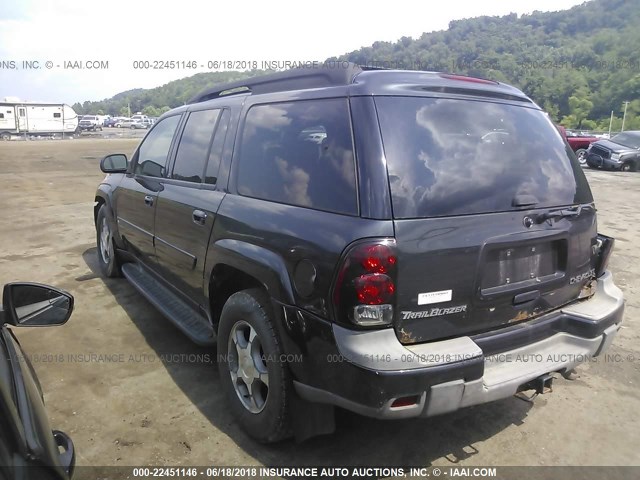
[0, 139, 638, 476]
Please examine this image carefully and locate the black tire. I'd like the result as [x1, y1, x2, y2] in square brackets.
[575, 148, 587, 166]
[620, 163, 633, 172]
[96, 205, 121, 277]
[130, 125, 135, 130]
[217, 289, 292, 443]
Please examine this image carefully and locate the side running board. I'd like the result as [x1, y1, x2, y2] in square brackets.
[121, 263, 215, 346]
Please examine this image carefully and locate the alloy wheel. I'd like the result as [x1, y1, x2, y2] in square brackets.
[227, 320, 269, 414]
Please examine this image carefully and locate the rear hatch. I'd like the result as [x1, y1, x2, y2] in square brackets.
[375, 95, 597, 344]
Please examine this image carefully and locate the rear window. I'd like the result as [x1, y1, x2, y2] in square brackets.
[376, 97, 592, 218]
[237, 99, 357, 215]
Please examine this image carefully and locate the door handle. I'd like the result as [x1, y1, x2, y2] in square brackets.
[144, 195, 154, 207]
[192, 209, 207, 225]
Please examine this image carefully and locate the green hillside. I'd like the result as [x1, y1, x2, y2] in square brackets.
[75, 0, 640, 130]
[73, 70, 263, 119]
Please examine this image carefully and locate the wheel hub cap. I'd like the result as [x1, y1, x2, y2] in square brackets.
[228, 320, 269, 414]
[100, 218, 112, 263]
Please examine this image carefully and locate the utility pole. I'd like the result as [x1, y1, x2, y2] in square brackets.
[608, 111, 614, 138]
[621, 101, 630, 132]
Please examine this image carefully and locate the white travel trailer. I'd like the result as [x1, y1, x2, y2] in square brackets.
[0, 98, 79, 139]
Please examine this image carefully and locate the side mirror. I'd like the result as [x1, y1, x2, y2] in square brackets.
[1, 283, 74, 327]
[100, 154, 128, 173]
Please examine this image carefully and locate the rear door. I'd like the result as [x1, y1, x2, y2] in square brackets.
[375, 96, 596, 344]
[113, 114, 182, 266]
[154, 108, 231, 304]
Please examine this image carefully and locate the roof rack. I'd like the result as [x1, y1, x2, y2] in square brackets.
[188, 62, 365, 104]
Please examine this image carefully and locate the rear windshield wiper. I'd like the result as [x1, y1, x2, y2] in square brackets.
[535, 204, 594, 224]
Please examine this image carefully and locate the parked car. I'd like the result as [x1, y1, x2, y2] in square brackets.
[120, 119, 147, 129]
[557, 125, 599, 165]
[586, 131, 640, 172]
[78, 115, 102, 132]
[131, 114, 146, 121]
[95, 64, 624, 443]
[103, 117, 118, 128]
[131, 114, 152, 127]
[0, 282, 75, 479]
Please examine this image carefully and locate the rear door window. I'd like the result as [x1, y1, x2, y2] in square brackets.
[375, 97, 593, 218]
[205, 109, 230, 185]
[172, 109, 220, 183]
[237, 99, 357, 215]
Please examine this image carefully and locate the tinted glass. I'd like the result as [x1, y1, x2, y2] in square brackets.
[205, 109, 230, 184]
[172, 109, 220, 183]
[134, 115, 181, 178]
[611, 132, 640, 149]
[238, 99, 357, 215]
[376, 97, 593, 218]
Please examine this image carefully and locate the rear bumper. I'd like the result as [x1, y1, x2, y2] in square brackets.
[294, 271, 624, 419]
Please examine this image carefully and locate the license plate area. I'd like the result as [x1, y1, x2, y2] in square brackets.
[479, 239, 567, 298]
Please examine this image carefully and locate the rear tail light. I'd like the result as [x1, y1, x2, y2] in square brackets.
[593, 233, 615, 277]
[333, 239, 397, 327]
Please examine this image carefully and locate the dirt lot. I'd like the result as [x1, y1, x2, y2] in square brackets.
[0, 139, 639, 472]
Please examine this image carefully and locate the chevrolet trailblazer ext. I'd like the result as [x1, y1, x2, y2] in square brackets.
[94, 64, 624, 442]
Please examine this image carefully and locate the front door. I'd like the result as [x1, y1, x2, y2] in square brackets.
[113, 114, 182, 266]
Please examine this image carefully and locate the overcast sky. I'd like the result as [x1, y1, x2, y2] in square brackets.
[0, 0, 587, 105]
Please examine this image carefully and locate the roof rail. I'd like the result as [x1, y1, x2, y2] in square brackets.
[188, 62, 364, 104]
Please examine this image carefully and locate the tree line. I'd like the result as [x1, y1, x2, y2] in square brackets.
[74, 0, 640, 131]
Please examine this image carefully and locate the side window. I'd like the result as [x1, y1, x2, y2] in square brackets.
[18, 109, 25, 117]
[237, 99, 357, 215]
[172, 109, 220, 183]
[0, 113, 4, 119]
[134, 115, 181, 178]
[205, 109, 230, 185]
[53, 112, 61, 118]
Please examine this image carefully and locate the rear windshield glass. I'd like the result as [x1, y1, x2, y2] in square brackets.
[376, 97, 592, 218]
